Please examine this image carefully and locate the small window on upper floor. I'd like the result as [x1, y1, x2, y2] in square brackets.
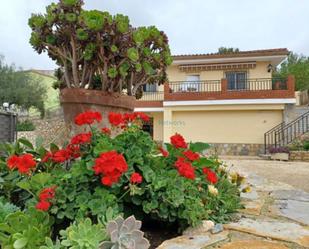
[226, 71, 247, 90]
[143, 83, 157, 92]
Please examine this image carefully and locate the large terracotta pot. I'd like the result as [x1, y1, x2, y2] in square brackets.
[60, 88, 136, 134]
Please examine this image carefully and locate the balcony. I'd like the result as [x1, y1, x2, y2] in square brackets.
[135, 75, 295, 107]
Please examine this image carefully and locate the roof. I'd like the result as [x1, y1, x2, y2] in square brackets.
[24, 69, 56, 79]
[172, 48, 289, 60]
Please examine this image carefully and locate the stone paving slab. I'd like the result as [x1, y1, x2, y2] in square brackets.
[224, 218, 309, 247]
[241, 189, 259, 200]
[269, 199, 309, 226]
[270, 189, 309, 202]
[220, 240, 289, 249]
[240, 199, 264, 216]
[246, 174, 294, 192]
[156, 231, 228, 249]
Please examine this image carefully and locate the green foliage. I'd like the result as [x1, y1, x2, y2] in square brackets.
[274, 52, 309, 90]
[303, 140, 309, 151]
[0, 57, 47, 117]
[0, 208, 54, 248]
[127, 48, 139, 62]
[0, 198, 19, 223]
[16, 120, 36, 132]
[62, 0, 80, 7]
[28, 0, 172, 95]
[59, 218, 106, 249]
[217, 47, 240, 54]
[0, 112, 242, 246]
[81, 10, 106, 31]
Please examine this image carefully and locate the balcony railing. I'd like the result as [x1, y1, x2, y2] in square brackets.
[137, 91, 164, 101]
[135, 75, 295, 106]
[169, 80, 221, 93]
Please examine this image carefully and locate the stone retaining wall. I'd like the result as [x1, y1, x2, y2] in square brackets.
[17, 117, 68, 146]
[206, 143, 264, 156]
[289, 151, 309, 162]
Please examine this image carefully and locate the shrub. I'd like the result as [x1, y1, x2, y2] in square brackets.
[303, 140, 309, 151]
[268, 146, 289, 154]
[17, 119, 36, 131]
[0, 110, 243, 246]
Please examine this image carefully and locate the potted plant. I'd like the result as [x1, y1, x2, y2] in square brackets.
[268, 146, 290, 161]
[28, 0, 172, 130]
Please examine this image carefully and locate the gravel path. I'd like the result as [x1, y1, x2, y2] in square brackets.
[222, 157, 309, 192]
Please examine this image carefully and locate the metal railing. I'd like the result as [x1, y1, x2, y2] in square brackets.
[136, 77, 290, 102]
[227, 78, 287, 91]
[264, 110, 309, 153]
[168, 80, 221, 93]
[137, 91, 164, 101]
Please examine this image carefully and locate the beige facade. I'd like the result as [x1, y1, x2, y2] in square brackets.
[166, 61, 272, 82]
[136, 49, 295, 155]
[149, 104, 284, 144]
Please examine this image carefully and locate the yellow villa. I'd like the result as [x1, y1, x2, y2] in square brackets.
[135, 48, 297, 156]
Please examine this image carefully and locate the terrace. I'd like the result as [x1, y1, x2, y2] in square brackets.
[135, 75, 295, 107]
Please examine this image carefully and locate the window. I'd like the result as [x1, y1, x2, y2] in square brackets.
[143, 83, 157, 92]
[226, 72, 247, 90]
[180, 75, 200, 92]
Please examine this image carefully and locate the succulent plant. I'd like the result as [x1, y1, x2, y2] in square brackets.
[100, 216, 150, 249]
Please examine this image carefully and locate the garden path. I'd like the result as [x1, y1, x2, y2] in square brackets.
[157, 158, 309, 249]
[224, 157, 309, 192]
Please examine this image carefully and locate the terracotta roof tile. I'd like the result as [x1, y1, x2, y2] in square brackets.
[172, 48, 289, 60]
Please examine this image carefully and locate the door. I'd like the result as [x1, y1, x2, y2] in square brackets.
[226, 72, 247, 90]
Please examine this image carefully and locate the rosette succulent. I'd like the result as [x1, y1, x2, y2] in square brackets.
[100, 216, 150, 249]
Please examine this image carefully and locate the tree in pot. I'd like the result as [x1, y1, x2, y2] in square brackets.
[28, 0, 172, 129]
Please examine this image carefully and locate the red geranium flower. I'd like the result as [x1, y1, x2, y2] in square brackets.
[170, 133, 187, 149]
[7, 155, 19, 169]
[174, 157, 195, 180]
[102, 127, 111, 135]
[71, 132, 92, 145]
[42, 152, 53, 163]
[52, 149, 71, 163]
[39, 187, 56, 200]
[35, 200, 51, 211]
[123, 113, 137, 123]
[36, 186, 56, 212]
[135, 112, 150, 122]
[203, 167, 218, 184]
[7, 154, 36, 175]
[182, 150, 200, 161]
[74, 110, 102, 126]
[130, 172, 143, 184]
[66, 144, 81, 159]
[159, 147, 169, 157]
[108, 112, 123, 126]
[93, 151, 128, 186]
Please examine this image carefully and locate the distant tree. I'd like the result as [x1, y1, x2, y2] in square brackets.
[217, 47, 240, 54]
[274, 52, 309, 91]
[0, 56, 47, 116]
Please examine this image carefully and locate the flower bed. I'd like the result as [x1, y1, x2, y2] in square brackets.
[0, 110, 243, 248]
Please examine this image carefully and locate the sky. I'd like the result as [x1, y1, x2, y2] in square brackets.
[0, 0, 309, 70]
